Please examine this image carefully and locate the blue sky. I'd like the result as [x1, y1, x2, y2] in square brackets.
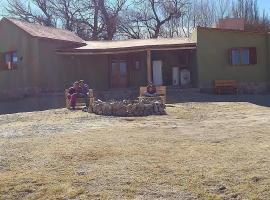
[0, 0, 270, 17]
[258, 0, 270, 14]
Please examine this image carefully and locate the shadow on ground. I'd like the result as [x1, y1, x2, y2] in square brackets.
[0, 95, 65, 115]
[167, 89, 270, 107]
[1, 90, 270, 115]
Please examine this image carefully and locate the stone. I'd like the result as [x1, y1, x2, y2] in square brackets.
[90, 99, 166, 117]
[217, 185, 227, 193]
[103, 103, 112, 115]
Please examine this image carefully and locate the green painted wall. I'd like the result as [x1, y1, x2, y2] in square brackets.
[3, 18, 270, 96]
[196, 27, 269, 88]
[0, 19, 40, 91]
[0, 19, 111, 94]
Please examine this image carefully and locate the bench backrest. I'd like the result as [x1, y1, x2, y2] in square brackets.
[214, 80, 237, 87]
[140, 86, 166, 96]
[65, 89, 69, 96]
[65, 89, 94, 97]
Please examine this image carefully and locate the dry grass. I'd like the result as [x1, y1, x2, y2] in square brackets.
[0, 102, 270, 199]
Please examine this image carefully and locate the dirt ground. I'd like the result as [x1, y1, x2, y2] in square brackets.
[0, 101, 270, 199]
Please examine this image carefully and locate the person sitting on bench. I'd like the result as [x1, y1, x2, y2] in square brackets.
[68, 81, 81, 109]
[144, 82, 157, 97]
[78, 80, 90, 108]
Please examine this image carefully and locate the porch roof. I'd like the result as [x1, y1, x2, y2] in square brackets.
[57, 38, 196, 55]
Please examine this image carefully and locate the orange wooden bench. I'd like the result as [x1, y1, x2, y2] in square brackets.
[138, 86, 166, 104]
[214, 80, 237, 95]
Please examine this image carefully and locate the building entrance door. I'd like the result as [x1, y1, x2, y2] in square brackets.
[111, 60, 128, 88]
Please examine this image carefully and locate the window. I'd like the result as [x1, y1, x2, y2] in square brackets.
[241, 49, 250, 65]
[0, 51, 18, 70]
[134, 60, 140, 70]
[111, 61, 118, 76]
[229, 47, 257, 66]
[119, 61, 127, 77]
[231, 49, 241, 65]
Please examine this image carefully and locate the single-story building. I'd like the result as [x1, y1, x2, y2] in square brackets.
[0, 17, 269, 99]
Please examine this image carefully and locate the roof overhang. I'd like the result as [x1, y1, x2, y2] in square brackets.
[56, 43, 197, 55]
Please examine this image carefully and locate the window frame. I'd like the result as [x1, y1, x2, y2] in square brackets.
[229, 47, 257, 66]
[134, 60, 141, 70]
[0, 51, 18, 71]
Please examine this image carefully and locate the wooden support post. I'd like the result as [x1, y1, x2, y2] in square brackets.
[147, 49, 152, 83]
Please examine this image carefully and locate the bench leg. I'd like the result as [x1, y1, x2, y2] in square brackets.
[66, 98, 71, 109]
[88, 97, 95, 113]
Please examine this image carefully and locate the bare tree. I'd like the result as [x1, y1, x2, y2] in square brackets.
[4, 0, 270, 40]
[6, 0, 56, 26]
[192, 0, 216, 27]
[215, 0, 231, 19]
[98, 0, 127, 40]
[149, 0, 187, 38]
[5, 0, 128, 40]
[118, 8, 145, 39]
[231, 0, 260, 21]
[230, 0, 269, 31]
[48, 0, 81, 31]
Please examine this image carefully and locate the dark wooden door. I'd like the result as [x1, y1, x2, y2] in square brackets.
[110, 59, 128, 88]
